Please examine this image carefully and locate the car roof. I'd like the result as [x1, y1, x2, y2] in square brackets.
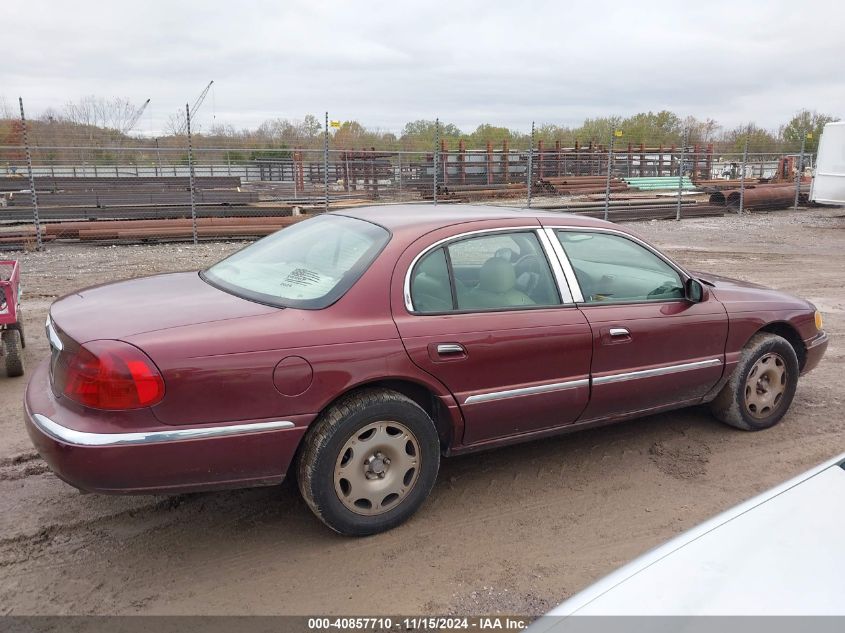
[334, 204, 619, 238]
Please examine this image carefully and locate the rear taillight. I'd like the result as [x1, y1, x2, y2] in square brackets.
[54, 340, 165, 410]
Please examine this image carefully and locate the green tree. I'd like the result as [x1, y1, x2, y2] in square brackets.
[720, 123, 781, 153]
[533, 124, 574, 146]
[464, 124, 524, 147]
[572, 116, 623, 145]
[781, 109, 839, 152]
[621, 111, 683, 145]
[400, 120, 462, 149]
[301, 114, 322, 138]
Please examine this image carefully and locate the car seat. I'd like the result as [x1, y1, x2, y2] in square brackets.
[411, 253, 453, 312]
[465, 257, 535, 309]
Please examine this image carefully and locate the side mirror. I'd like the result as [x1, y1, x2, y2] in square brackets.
[685, 278, 704, 303]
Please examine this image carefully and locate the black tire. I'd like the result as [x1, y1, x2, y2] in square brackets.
[297, 389, 440, 536]
[709, 333, 798, 431]
[3, 329, 25, 377]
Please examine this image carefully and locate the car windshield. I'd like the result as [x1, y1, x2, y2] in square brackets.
[202, 214, 390, 309]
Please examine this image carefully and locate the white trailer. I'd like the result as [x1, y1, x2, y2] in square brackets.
[811, 121, 845, 204]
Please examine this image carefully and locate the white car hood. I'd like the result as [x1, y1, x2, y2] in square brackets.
[536, 452, 845, 619]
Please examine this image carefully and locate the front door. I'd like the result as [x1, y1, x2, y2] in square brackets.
[546, 227, 728, 421]
[391, 224, 594, 446]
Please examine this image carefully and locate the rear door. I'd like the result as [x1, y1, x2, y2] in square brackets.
[544, 225, 728, 421]
[391, 221, 593, 447]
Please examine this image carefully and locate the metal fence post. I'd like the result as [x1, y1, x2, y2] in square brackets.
[397, 152, 403, 201]
[433, 118, 440, 205]
[324, 112, 330, 212]
[675, 130, 688, 221]
[527, 121, 535, 208]
[794, 132, 806, 212]
[738, 138, 749, 214]
[603, 132, 615, 221]
[185, 104, 198, 245]
[18, 98, 43, 251]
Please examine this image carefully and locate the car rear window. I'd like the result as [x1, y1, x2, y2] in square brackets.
[202, 214, 390, 309]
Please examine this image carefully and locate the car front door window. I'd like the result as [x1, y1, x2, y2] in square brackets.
[556, 231, 684, 303]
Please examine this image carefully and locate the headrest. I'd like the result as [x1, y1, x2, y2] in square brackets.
[478, 257, 516, 293]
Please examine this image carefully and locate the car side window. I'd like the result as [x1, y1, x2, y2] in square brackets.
[556, 231, 684, 303]
[409, 231, 561, 313]
[410, 248, 454, 313]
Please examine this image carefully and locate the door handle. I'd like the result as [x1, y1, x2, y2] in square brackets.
[604, 327, 632, 345]
[436, 343, 466, 355]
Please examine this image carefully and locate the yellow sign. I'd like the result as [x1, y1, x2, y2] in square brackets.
[329, 120, 341, 129]
[613, 130, 623, 138]
[806, 132, 813, 139]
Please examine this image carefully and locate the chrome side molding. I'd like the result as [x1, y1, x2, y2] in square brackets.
[592, 358, 723, 386]
[30, 414, 294, 447]
[463, 359, 722, 405]
[465, 378, 589, 405]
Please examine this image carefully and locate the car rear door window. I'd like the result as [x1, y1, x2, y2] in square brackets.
[556, 231, 684, 303]
[410, 248, 454, 313]
[410, 231, 561, 312]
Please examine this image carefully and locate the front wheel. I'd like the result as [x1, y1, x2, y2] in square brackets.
[297, 389, 440, 536]
[710, 333, 799, 431]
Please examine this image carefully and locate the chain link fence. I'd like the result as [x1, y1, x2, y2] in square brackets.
[0, 101, 816, 250]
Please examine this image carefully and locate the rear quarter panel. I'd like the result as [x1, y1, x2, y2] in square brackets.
[127, 231, 460, 427]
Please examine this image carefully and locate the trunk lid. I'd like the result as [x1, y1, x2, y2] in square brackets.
[49, 271, 278, 343]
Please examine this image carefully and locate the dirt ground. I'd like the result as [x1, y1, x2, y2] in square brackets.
[0, 207, 843, 617]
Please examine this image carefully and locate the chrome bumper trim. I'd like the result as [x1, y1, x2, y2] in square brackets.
[465, 378, 589, 405]
[592, 358, 723, 386]
[45, 316, 63, 351]
[806, 331, 829, 350]
[30, 413, 294, 447]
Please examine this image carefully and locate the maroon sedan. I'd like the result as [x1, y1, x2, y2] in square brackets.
[25, 206, 828, 535]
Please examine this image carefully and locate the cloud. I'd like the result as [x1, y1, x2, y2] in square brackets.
[3, 0, 843, 135]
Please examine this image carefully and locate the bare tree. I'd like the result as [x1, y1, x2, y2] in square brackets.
[165, 111, 188, 137]
[0, 96, 13, 119]
[62, 96, 138, 132]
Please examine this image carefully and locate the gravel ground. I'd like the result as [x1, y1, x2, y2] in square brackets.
[0, 207, 842, 617]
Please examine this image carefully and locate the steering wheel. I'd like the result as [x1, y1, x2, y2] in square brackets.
[494, 247, 517, 262]
[647, 281, 677, 299]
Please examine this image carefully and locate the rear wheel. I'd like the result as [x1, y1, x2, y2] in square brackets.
[297, 389, 440, 536]
[710, 333, 798, 431]
[2, 329, 25, 377]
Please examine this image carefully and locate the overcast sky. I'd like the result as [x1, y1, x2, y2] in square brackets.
[3, 0, 843, 136]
